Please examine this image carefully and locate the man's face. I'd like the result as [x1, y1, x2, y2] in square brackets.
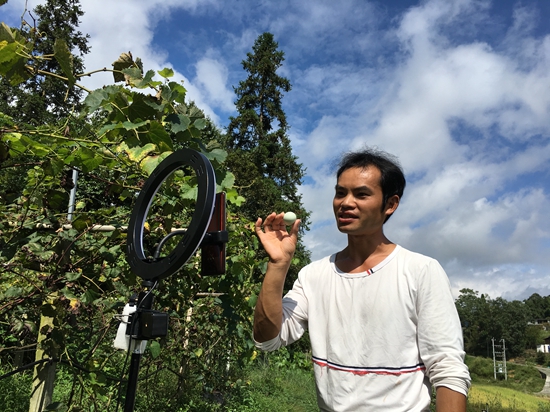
[333, 166, 397, 236]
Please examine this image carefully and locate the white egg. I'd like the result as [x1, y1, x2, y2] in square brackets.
[283, 212, 297, 226]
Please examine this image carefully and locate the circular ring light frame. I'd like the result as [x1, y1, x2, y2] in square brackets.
[126, 148, 216, 280]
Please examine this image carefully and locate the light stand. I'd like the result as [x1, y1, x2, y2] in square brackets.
[124, 280, 157, 412]
[120, 148, 227, 411]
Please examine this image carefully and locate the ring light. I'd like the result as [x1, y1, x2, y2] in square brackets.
[126, 148, 216, 280]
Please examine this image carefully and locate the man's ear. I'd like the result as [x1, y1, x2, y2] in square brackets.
[384, 195, 400, 217]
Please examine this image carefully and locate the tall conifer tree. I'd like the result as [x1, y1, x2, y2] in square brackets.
[225, 32, 310, 280]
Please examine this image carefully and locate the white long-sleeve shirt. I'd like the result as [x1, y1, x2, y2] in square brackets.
[256, 245, 470, 411]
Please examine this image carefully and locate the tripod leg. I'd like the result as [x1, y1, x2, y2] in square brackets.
[124, 352, 142, 412]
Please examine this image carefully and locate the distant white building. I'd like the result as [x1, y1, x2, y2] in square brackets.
[537, 336, 550, 353]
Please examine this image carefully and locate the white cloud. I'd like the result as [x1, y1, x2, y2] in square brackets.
[298, 0, 550, 300]
[193, 57, 234, 113]
[450, 263, 550, 300]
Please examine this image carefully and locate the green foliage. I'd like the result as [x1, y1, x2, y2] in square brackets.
[0, 0, 93, 260]
[0, 13, 261, 410]
[526, 324, 547, 349]
[467, 355, 498, 382]
[525, 293, 550, 319]
[456, 288, 493, 356]
[456, 289, 530, 357]
[0, 10, 319, 412]
[536, 351, 547, 366]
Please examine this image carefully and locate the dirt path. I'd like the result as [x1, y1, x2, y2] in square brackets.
[536, 367, 550, 395]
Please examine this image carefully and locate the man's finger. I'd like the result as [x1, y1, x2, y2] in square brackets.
[255, 217, 264, 234]
[289, 219, 301, 239]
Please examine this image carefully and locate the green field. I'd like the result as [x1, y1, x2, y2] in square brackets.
[469, 384, 550, 412]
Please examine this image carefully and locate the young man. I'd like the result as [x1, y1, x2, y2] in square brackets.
[253, 148, 470, 411]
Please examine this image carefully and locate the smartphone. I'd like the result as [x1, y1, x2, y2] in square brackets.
[201, 192, 227, 276]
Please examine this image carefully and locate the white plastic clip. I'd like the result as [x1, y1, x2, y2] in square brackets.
[113, 303, 147, 353]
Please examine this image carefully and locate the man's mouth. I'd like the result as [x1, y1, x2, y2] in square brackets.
[337, 212, 357, 224]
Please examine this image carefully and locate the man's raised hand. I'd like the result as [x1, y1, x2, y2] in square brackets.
[255, 212, 300, 266]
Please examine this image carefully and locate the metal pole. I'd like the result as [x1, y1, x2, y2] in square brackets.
[502, 339, 507, 380]
[124, 281, 155, 412]
[491, 338, 497, 380]
[124, 352, 142, 412]
[67, 169, 78, 222]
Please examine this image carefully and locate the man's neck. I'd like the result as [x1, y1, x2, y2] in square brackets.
[335, 234, 396, 274]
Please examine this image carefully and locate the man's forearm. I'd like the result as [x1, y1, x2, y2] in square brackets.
[253, 261, 290, 342]
[435, 386, 466, 412]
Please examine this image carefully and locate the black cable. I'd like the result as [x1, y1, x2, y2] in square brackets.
[136, 281, 159, 311]
[153, 230, 187, 259]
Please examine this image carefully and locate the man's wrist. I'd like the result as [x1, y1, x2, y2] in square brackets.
[267, 259, 292, 269]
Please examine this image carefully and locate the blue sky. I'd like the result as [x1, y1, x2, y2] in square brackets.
[3, 0, 550, 300]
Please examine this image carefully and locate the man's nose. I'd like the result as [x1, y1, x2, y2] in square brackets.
[341, 194, 355, 208]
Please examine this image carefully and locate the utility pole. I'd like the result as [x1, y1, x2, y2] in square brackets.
[492, 337, 507, 380]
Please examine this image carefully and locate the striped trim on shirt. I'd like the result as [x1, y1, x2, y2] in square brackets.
[312, 356, 426, 376]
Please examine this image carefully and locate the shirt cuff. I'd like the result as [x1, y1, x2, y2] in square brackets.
[433, 378, 470, 397]
[254, 334, 282, 352]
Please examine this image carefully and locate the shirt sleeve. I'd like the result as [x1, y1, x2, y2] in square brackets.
[255, 271, 309, 352]
[416, 259, 471, 396]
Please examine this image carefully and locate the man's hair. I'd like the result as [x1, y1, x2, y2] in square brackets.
[336, 147, 406, 222]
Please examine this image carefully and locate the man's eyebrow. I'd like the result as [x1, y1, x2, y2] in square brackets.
[334, 184, 372, 191]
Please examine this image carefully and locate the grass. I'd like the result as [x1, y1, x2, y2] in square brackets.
[463, 356, 550, 411]
[468, 384, 550, 412]
[0, 369, 31, 412]
[465, 355, 546, 392]
[225, 365, 318, 412]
